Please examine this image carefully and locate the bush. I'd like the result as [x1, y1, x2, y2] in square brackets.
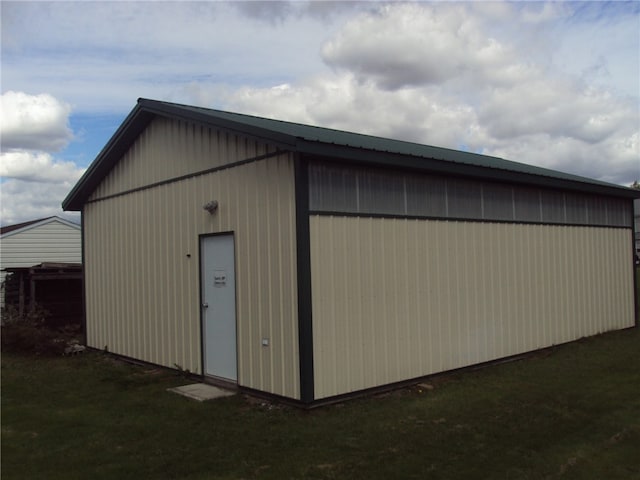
[1, 305, 82, 355]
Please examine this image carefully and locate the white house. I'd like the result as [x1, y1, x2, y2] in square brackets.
[1, 216, 82, 309]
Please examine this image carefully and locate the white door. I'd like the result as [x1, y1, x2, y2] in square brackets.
[200, 234, 237, 381]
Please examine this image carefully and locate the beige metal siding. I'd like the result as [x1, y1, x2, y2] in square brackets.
[89, 117, 277, 200]
[84, 146, 299, 399]
[310, 215, 635, 400]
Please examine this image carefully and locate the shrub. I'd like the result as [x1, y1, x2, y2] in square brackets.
[0, 305, 82, 355]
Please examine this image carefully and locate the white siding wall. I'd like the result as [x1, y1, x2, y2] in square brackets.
[310, 215, 636, 400]
[0, 219, 82, 291]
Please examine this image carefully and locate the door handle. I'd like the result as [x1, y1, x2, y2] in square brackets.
[202, 303, 209, 309]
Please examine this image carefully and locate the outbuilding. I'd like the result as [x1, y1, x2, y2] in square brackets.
[1, 216, 82, 312]
[63, 98, 638, 405]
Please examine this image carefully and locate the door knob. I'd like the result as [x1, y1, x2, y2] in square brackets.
[202, 303, 209, 308]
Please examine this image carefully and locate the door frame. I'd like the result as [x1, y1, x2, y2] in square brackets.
[198, 231, 239, 383]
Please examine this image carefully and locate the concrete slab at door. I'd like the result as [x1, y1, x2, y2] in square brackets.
[200, 234, 237, 381]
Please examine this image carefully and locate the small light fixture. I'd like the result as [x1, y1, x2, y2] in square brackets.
[203, 200, 218, 215]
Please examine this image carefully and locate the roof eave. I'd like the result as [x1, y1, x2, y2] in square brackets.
[63, 98, 639, 211]
[62, 103, 155, 211]
[63, 99, 300, 211]
[137, 98, 298, 149]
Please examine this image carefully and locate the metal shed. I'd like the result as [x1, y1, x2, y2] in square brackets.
[63, 98, 638, 405]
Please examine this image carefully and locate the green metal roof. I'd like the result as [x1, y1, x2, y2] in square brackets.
[63, 98, 639, 211]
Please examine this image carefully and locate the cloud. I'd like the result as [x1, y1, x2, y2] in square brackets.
[224, 3, 639, 186]
[228, 75, 482, 149]
[0, 178, 81, 226]
[478, 80, 637, 144]
[231, 1, 367, 23]
[0, 0, 637, 230]
[551, 3, 640, 98]
[321, 4, 519, 90]
[1, 2, 338, 114]
[0, 91, 84, 226]
[1, 91, 73, 152]
[231, 1, 294, 24]
[520, 2, 566, 24]
[484, 131, 640, 186]
[0, 150, 85, 183]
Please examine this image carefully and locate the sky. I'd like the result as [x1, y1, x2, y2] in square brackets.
[1, 0, 639, 226]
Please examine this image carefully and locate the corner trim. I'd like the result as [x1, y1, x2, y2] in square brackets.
[80, 208, 88, 346]
[631, 200, 639, 327]
[308, 210, 634, 230]
[294, 155, 314, 403]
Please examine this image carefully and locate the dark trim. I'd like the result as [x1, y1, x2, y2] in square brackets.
[80, 209, 88, 346]
[237, 386, 310, 409]
[139, 99, 298, 149]
[63, 107, 156, 210]
[86, 150, 284, 205]
[198, 232, 239, 382]
[198, 235, 206, 379]
[634, 260, 638, 329]
[64, 99, 639, 211]
[85, 324, 637, 409]
[298, 326, 638, 408]
[632, 201, 639, 328]
[306, 156, 637, 212]
[84, 346, 205, 383]
[294, 155, 314, 403]
[64, 99, 640, 211]
[202, 373, 239, 391]
[308, 210, 633, 230]
[238, 326, 638, 408]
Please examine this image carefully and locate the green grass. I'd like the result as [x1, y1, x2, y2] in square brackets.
[3, 326, 640, 480]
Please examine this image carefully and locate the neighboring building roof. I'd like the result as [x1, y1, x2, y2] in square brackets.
[0, 216, 81, 238]
[1, 217, 55, 236]
[63, 98, 640, 211]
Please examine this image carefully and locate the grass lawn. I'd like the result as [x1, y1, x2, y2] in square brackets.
[2, 326, 640, 480]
